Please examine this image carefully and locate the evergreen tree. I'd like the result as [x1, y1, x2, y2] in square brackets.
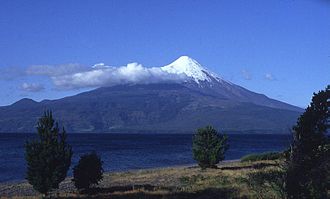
[285, 86, 329, 198]
[72, 152, 103, 192]
[25, 111, 72, 196]
[192, 126, 229, 169]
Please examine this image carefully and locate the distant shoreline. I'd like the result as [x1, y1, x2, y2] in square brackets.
[0, 159, 278, 198]
[0, 159, 241, 185]
[0, 160, 241, 195]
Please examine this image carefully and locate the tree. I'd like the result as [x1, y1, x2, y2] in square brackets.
[192, 126, 229, 169]
[72, 152, 103, 192]
[25, 111, 72, 196]
[285, 86, 329, 198]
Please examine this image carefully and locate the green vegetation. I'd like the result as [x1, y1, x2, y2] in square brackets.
[241, 151, 284, 162]
[241, 86, 330, 199]
[284, 85, 330, 198]
[1, 160, 283, 199]
[12, 86, 328, 198]
[25, 111, 72, 196]
[72, 152, 104, 192]
[246, 169, 286, 199]
[192, 126, 229, 169]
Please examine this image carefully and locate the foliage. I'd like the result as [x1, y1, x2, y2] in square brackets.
[8, 159, 288, 198]
[192, 126, 229, 169]
[241, 151, 284, 162]
[72, 151, 103, 191]
[285, 85, 330, 199]
[247, 169, 286, 199]
[25, 111, 72, 195]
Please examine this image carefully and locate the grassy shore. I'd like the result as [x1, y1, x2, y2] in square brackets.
[0, 160, 282, 199]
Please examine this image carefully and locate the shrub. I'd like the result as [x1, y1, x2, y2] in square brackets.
[241, 152, 284, 162]
[247, 170, 286, 199]
[25, 111, 72, 196]
[192, 126, 229, 169]
[72, 151, 103, 191]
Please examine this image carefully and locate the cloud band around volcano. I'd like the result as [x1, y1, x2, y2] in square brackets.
[28, 62, 188, 90]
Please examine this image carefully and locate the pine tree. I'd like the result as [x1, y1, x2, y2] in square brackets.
[25, 111, 72, 196]
[192, 126, 229, 169]
[285, 86, 329, 198]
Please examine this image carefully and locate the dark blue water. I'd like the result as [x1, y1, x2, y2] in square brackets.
[0, 133, 292, 183]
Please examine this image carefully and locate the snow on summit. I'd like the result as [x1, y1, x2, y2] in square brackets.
[161, 56, 221, 83]
[49, 56, 224, 89]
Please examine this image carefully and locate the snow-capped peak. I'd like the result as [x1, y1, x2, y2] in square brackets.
[161, 56, 221, 83]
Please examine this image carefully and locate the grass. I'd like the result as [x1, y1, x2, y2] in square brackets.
[0, 160, 284, 199]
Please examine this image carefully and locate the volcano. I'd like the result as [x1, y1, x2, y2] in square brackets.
[0, 56, 302, 133]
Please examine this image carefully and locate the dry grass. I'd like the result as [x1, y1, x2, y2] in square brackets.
[0, 160, 281, 199]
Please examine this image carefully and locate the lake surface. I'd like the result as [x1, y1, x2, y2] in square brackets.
[0, 133, 292, 183]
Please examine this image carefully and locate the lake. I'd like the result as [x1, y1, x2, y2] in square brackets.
[0, 133, 292, 183]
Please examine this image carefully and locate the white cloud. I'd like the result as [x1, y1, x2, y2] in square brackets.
[20, 83, 45, 92]
[48, 62, 188, 89]
[265, 73, 276, 81]
[92, 63, 110, 69]
[241, 69, 252, 80]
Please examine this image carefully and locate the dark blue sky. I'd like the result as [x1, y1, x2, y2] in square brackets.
[0, 0, 329, 107]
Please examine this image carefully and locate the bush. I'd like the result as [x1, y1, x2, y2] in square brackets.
[246, 170, 286, 199]
[72, 152, 103, 191]
[192, 126, 229, 169]
[25, 111, 72, 196]
[241, 152, 284, 162]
